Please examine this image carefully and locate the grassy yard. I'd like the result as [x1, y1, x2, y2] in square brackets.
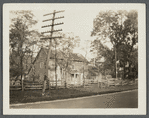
[75, 84, 138, 93]
[10, 84, 138, 104]
[10, 88, 93, 104]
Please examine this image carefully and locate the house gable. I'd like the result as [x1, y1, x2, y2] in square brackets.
[28, 48, 47, 81]
[28, 47, 89, 82]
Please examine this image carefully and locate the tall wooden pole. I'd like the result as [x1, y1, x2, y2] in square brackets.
[41, 10, 64, 95]
[55, 37, 57, 89]
[43, 10, 55, 95]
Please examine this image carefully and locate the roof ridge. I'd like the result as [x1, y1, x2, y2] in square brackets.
[37, 47, 88, 62]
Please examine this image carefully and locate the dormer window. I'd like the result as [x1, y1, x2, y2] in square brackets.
[40, 62, 44, 68]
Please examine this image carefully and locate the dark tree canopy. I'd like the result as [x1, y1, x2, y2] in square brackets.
[10, 10, 39, 78]
[90, 10, 138, 79]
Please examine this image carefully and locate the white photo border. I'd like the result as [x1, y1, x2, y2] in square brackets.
[3, 3, 146, 115]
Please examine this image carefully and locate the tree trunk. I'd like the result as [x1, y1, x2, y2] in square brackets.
[25, 58, 27, 70]
[42, 78, 46, 96]
[55, 66, 57, 89]
[21, 75, 24, 91]
[20, 56, 24, 91]
[48, 76, 51, 95]
[55, 74, 57, 89]
[83, 63, 85, 88]
[55, 41, 57, 89]
[115, 45, 117, 79]
[66, 72, 68, 88]
[64, 71, 66, 88]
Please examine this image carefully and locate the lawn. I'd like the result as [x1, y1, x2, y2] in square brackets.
[10, 84, 138, 104]
[75, 83, 138, 93]
[10, 88, 93, 104]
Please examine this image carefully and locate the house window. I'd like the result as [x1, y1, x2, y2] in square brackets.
[76, 74, 78, 78]
[40, 62, 44, 68]
[72, 65, 75, 69]
[71, 74, 74, 81]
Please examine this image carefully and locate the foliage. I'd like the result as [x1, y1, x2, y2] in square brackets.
[52, 32, 81, 69]
[9, 10, 39, 78]
[91, 10, 138, 79]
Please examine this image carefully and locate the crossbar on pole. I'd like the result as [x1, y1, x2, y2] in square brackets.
[43, 16, 64, 22]
[41, 29, 62, 34]
[43, 10, 65, 16]
[41, 22, 64, 28]
[40, 36, 62, 40]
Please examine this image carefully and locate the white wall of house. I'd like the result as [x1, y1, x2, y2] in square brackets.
[48, 65, 61, 81]
[66, 73, 83, 85]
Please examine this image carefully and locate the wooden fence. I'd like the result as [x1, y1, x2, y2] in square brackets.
[10, 79, 84, 90]
[10, 80, 65, 90]
[97, 78, 138, 88]
[10, 78, 138, 90]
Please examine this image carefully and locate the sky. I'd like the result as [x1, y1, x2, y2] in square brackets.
[31, 5, 102, 60]
[9, 4, 139, 61]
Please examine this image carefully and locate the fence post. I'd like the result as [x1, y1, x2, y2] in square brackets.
[100, 82, 102, 88]
[65, 80, 67, 88]
[107, 79, 109, 87]
[22, 75, 24, 91]
[121, 79, 123, 86]
[42, 79, 47, 96]
[114, 79, 116, 86]
[65, 72, 67, 88]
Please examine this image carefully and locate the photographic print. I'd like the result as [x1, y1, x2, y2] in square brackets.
[3, 3, 146, 115]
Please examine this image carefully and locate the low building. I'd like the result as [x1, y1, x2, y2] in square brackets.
[27, 48, 88, 87]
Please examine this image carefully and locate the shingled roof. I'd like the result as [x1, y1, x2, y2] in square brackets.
[43, 48, 64, 60]
[43, 48, 88, 63]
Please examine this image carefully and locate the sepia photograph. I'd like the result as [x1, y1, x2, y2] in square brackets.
[3, 3, 146, 115]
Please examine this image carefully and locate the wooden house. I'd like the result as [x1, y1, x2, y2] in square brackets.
[27, 48, 88, 87]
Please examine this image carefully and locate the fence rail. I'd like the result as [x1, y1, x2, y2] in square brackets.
[10, 80, 64, 90]
[10, 79, 82, 90]
[10, 78, 138, 90]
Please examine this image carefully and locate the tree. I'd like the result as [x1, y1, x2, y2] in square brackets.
[59, 33, 80, 87]
[50, 32, 80, 88]
[91, 10, 138, 80]
[81, 40, 90, 87]
[9, 10, 39, 82]
[90, 39, 115, 77]
[40, 32, 80, 88]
